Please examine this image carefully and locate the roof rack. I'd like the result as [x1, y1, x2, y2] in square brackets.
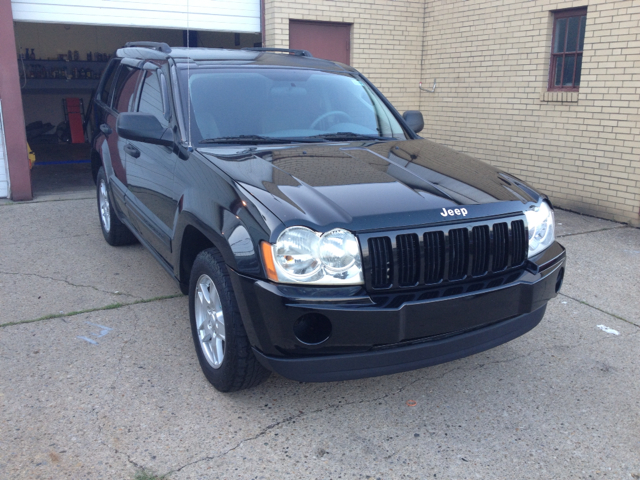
[242, 47, 313, 58]
[124, 42, 172, 54]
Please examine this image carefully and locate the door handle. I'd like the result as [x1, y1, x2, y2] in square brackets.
[124, 143, 140, 158]
[100, 124, 112, 135]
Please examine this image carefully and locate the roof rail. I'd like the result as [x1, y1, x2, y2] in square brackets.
[124, 42, 172, 54]
[242, 47, 313, 58]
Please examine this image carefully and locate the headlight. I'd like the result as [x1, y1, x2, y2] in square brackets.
[262, 227, 363, 285]
[524, 201, 555, 258]
[274, 227, 321, 277]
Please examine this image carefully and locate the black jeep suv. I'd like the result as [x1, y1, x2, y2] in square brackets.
[91, 42, 565, 392]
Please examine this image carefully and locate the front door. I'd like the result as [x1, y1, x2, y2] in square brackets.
[124, 67, 178, 263]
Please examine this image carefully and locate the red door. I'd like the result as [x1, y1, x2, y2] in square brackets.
[289, 20, 351, 65]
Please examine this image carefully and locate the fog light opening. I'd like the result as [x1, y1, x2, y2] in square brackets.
[555, 267, 565, 293]
[293, 313, 332, 345]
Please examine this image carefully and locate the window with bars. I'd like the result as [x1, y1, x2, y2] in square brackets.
[549, 8, 587, 91]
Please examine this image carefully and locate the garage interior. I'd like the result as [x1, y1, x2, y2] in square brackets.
[16, 22, 261, 197]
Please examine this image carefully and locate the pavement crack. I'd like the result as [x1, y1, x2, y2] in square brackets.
[0, 196, 94, 207]
[0, 293, 183, 328]
[558, 292, 638, 328]
[1, 233, 93, 246]
[384, 449, 401, 460]
[114, 447, 146, 471]
[169, 369, 457, 474]
[556, 226, 627, 238]
[0, 270, 140, 299]
[170, 412, 305, 474]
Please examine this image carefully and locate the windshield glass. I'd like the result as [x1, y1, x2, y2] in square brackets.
[178, 67, 408, 144]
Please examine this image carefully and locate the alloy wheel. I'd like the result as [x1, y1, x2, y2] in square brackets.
[195, 274, 226, 368]
[99, 180, 111, 232]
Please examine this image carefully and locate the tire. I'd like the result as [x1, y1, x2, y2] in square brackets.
[189, 248, 270, 392]
[96, 166, 137, 246]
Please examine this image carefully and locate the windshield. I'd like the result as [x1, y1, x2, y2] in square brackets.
[178, 67, 408, 144]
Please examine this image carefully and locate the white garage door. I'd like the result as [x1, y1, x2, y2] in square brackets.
[11, 0, 260, 33]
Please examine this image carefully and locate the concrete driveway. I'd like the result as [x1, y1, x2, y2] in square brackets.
[1, 192, 639, 480]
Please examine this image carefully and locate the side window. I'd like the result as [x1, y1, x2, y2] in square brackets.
[138, 70, 168, 127]
[112, 66, 142, 113]
[99, 59, 120, 106]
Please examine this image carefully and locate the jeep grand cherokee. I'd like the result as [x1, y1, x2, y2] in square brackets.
[91, 43, 566, 392]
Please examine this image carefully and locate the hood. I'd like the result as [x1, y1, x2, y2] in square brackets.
[198, 138, 541, 233]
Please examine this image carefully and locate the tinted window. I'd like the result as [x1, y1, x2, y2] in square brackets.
[112, 66, 141, 113]
[99, 59, 120, 106]
[138, 71, 168, 127]
[182, 68, 407, 142]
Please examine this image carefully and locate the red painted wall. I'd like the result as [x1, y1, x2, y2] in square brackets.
[0, 0, 32, 200]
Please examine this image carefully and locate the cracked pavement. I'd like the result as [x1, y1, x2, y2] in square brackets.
[1, 197, 639, 479]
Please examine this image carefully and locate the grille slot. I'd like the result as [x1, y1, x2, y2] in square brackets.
[492, 222, 509, 271]
[471, 225, 490, 276]
[396, 234, 420, 286]
[424, 231, 445, 284]
[448, 228, 469, 280]
[368, 236, 393, 288]
[364, 216, 527, 291]
[511, 219, 527, 266]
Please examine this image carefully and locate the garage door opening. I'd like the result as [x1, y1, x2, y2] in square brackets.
[14, 22, 261, 198]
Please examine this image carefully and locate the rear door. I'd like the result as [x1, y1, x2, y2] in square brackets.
[94, 59, 129, 212]
[123, 64, 179, 263]
[108, 62, 144, 217]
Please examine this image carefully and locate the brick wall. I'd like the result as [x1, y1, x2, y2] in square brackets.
[420, 0, 640, 225]
[264, 0, 426, 114]
[265, 0, 640, 225]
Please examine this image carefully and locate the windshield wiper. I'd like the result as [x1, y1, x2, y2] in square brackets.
[199, 133, 395, 145]
[200, 135, 293, 145]
[200, 135, 320, 145]
[309, 132, 396, 141]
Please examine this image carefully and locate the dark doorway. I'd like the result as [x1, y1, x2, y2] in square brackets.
[289, 20, 351, 65]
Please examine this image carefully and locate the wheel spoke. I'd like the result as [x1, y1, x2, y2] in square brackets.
[215, 311, 226, 340]
[199, 279, 212, 306]
[197, 313, 211, 335]
[211, 286, 222, 312]
[201, 331, 213, 343]
[214, 337, 224, 363]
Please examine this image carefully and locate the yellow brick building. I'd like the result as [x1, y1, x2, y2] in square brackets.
[265, 0, 640, 226]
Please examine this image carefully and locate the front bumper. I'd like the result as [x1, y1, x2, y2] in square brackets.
[229, 242, 565, 382]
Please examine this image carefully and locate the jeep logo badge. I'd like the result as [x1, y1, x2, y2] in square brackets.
[441, 207, 468, 217]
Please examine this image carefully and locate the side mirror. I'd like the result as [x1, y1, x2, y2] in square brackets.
[402, 110, 424, 134]
[116, 113, 173, 146]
